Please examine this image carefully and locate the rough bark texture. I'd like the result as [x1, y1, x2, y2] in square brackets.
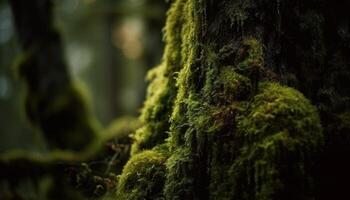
[117, 0, 350, 199]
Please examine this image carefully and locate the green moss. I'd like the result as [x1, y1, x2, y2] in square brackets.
[225, 0, 254, 30]
[228, 82, 323, 199]
[207, 83, 323, 200]
[167, 0, 204, 148]
[235, 38, 264, 90]
[216, 66, 252, 102]
[116, 150, 168, 200]
[132, 0, 201, 154]
[236, 38, 263, 69]
[131, 0, 192, 153]
[164, 148, 194, 200]
[239, 82, 322, 142]
[165, 46, 322, 199]
[122, 0, 326, 199]
[131, 64, 174, 155]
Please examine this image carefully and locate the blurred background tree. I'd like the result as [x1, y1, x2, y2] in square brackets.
[0, 0, 167, 199]
[0, 0, 167, 150]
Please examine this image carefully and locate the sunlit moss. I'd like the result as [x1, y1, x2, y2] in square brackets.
[131, 64, 174, 155]
[168, 0, 201, 148]
[116, 149, 168, 200]
[130, 0, 189, 153]
[131, 0, 201, 155]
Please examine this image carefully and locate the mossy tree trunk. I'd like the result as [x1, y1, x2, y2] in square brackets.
[118, 0, 350, 199]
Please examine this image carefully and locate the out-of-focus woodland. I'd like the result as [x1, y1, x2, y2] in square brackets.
[0, 0, 167, 199]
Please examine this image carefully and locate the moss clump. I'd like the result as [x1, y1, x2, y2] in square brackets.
[216, 66, 252, 102]
[131, 65, 174, 155]
[230, 82, 322, 199]
[207, 83, 323, 200]
[116, 149, 168, 200]
[239, 82, 322, 143]
[235, 37, 264, 91]
[236, 38, 263, 73]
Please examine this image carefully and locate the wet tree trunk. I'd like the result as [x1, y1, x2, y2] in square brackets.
[117, 0, 350, 199]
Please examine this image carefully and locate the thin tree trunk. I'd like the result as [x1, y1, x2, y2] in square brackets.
[9, 0, 98, 151]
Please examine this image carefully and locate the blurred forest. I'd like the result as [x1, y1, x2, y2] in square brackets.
[0, 0, 167, 199]
[0, 0, 166, 151]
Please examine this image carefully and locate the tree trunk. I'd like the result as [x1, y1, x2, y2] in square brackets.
[117, 0, 350, 199]
[9, 0, 99, 151]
